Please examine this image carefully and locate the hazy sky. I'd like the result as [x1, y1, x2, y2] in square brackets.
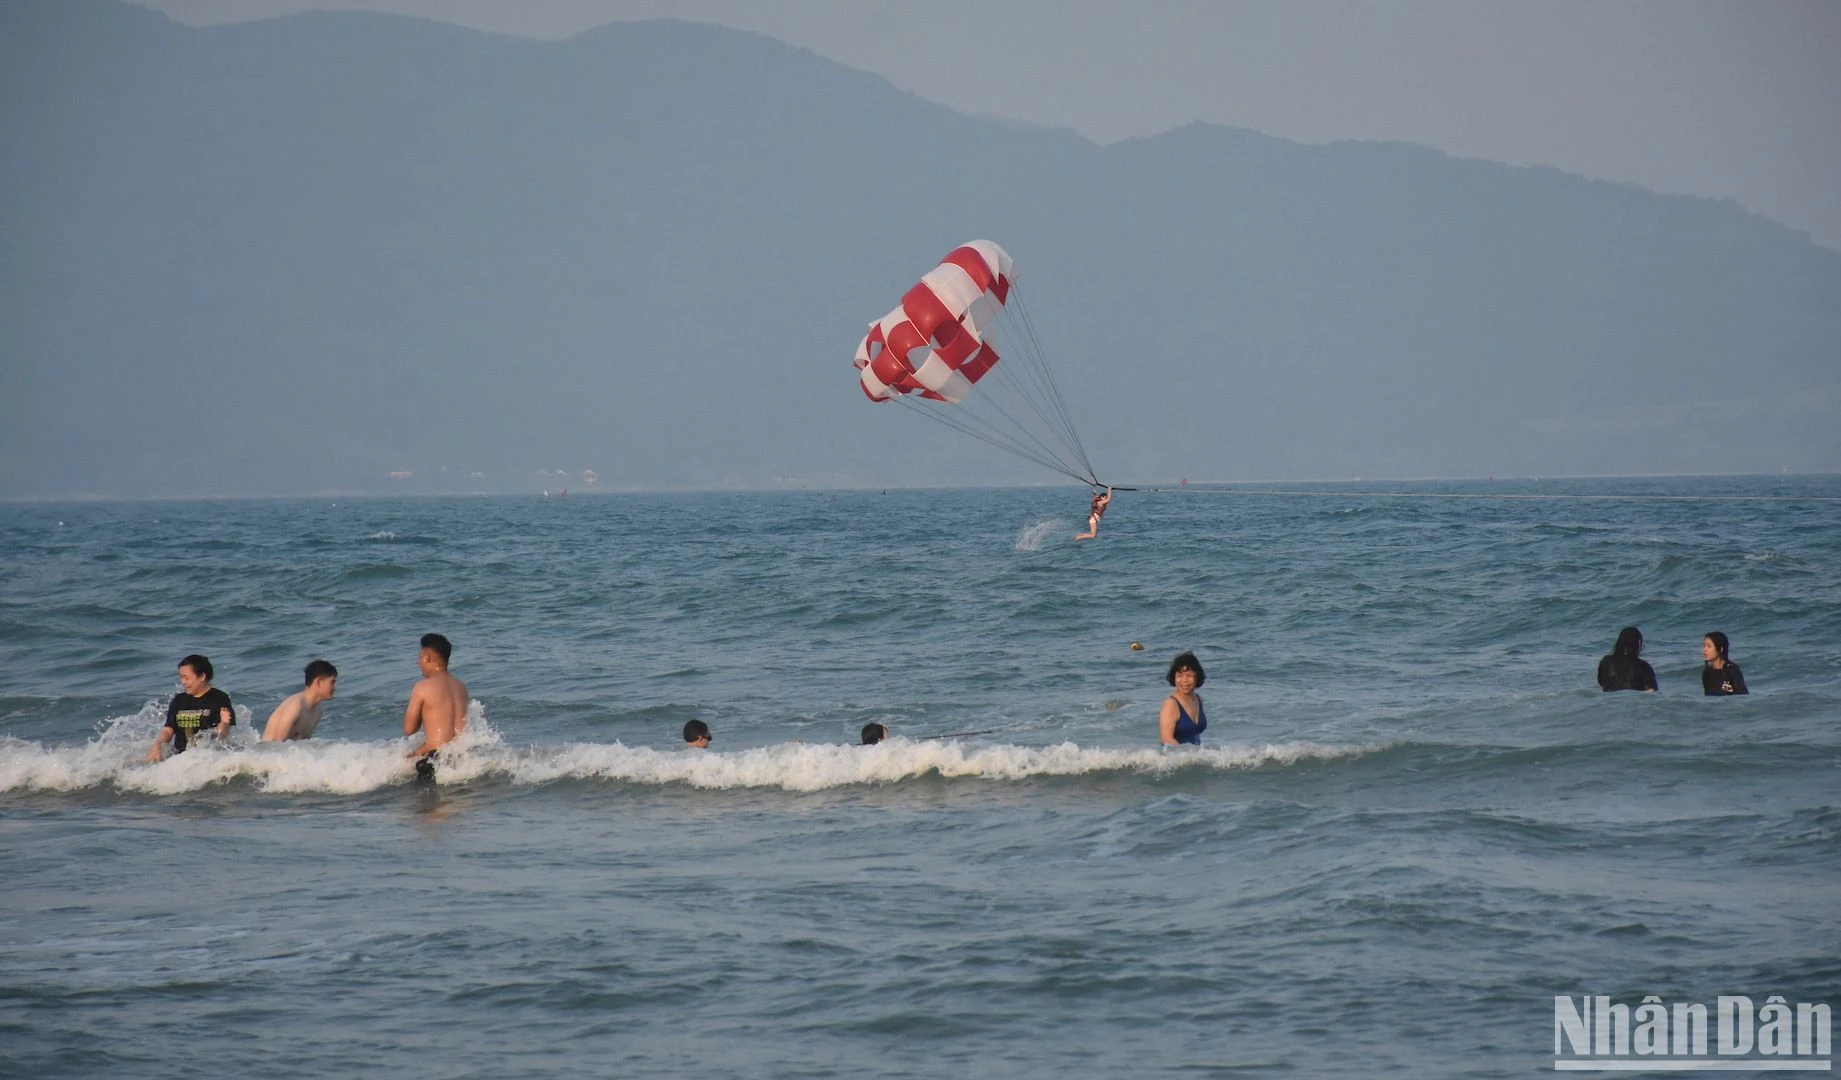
[135, 1, 1841, 251]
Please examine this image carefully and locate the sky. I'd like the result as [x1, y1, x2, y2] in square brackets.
[132, 0, 1841, 252]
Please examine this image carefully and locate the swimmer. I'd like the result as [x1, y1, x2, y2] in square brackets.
[404, 634, 467, 777]
[1596, 626, 1658, 692]
[860, 722, 888, 745]
[1074, 485, 1113, 541]
[263, 659, 337, 741]
[683, 719, 712, 748]
[146, 654, 234, 762]
[1158, 651, 1207, 746]
[1700, 632, 1749, 696]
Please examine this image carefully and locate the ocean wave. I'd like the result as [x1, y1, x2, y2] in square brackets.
[0, 703, 1379, 796]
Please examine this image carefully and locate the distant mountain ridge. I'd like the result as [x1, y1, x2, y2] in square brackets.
[2, 0, 1836, 497]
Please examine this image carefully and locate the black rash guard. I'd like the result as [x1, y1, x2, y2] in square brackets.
[1597, 654, 1658, 693]
[1702, 662, 1748, 696]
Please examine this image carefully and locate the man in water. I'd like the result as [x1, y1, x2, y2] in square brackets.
[146, 654, 235, 761]
[860, 722, 888, 745]
[404, 634, 467, 780]
[1074, 486, 1113, 541]
[263, 659, 337, 741]
[683, 720, 712, 749]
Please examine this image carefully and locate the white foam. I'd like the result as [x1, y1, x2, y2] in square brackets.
[1014, 520, 1061, 551]
[0, 701, 495, 796]
[0, 704, 1377, 795]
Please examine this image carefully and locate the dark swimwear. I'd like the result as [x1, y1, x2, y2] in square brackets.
[1171, 697, 1207, 745]
[415, 751, 438, 783]
[1702, 662, 1748, 696]
[164, 687, 233, 753]
[1597, 654, 1658, 692]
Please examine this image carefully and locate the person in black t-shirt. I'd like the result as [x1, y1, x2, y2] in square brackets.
[145, 654, 235, 761]
[1700, 631, 1749, 696]
[1596, 626, 1658, 692]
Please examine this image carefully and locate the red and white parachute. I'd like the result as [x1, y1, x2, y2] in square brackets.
[852, 241, 1098, 484]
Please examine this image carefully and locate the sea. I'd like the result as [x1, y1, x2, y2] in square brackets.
[1, 476, 1836, 1078]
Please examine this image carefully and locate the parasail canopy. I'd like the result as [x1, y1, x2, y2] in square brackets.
[852, 241, 1098, 485]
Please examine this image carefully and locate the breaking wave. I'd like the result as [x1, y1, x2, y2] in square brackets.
[0, 702, 1378, 796]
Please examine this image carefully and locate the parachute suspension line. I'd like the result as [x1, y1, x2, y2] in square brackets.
[995, 286, 1099, 485]
[852, 241, 1104, 488]
[890, 394, 1093, 484]
[1005, 289, 1082, 453]
[960, 380, 1099, 486]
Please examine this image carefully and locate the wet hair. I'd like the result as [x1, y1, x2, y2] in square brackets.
[683, 719, 711, 744]
[1704, 631, 1731, 662]
[179, 654, 213, 681]
[304, 659, 337, 686]
[419, 633, 452, 663]
[1612, 627, 1644, 658]
[861, 722, 888, 745]
[1166, 651, 1206, 687]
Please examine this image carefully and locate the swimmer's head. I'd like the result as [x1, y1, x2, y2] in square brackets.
[304, 658, 338, 687]
[177, 654, 213, 696]
[1613, 627, 1644, 658]
[1703, 631, 1730, 662]
[1166, 651, 1205, 688]
[861, 722, 888, 745]
[683, 719, 712, 747]
[419, 633, 452, 665]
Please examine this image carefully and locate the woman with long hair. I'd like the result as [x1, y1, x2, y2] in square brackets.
[1596, 626, 1658, 692]
[1700, 632, 1749, 696]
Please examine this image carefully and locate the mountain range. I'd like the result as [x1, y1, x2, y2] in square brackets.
[2, 0, 1837, 497]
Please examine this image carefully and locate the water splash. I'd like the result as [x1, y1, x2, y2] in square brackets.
[0, 703, 1375, 796]
[1014, 520, 1061, 551]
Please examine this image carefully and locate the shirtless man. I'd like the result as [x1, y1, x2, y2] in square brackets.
[263, 659, 337, 741]
[1074, 486, 1113, 541]
[404, 633, 468, 780]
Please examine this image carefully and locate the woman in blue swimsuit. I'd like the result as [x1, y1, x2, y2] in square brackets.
[1158, 651, 1207, 746]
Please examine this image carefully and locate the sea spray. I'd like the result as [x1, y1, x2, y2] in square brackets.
[0, 719, 1378, 796]
[1014, 519, 1061, 551]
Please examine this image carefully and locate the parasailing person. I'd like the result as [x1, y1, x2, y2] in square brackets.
[1074, 485, 1113, 541]
[853, 240, 1114, 538]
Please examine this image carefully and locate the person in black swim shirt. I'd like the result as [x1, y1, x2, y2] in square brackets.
[1158, 651, 1208, 745]
[1701, 631, 1749, 696]
[146, 654, 234, 761]
[1596, 626, 1658, 692]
